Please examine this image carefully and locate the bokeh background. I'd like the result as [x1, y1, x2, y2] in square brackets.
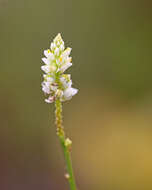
[0, 0, 152, 189]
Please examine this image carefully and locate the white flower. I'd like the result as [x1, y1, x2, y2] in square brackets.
[42, 81, 51, 94]
[41, 65, 50, 73]
[45, 96, 55, 103]
[62, 88, 78, 101]
[41, 33, 78, 103]
[62, 47, 72, 57]
[60, 44, 65, 51]
[54, 48, 60, 56]
[60, 75, 72, 88]
[44, 49, 52, 57]
[42, 57, 48, 64]
[46, 76, 54, 83]
[60, 62, 72, 73]
[50, 43, 55, 51]
[41, 64, 57, 73]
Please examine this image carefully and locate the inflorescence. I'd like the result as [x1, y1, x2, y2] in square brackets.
[41, 33, 78, 103]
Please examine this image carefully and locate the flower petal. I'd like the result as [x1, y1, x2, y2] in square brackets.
[42, 57, 48, 64]
[41, 65, 49, 73]
[63, 87, 78, 100]
[45, 96, 55, 103]
[60, 62, 72, 73]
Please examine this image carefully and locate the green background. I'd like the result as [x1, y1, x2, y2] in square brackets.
[0, 0, 152, 189]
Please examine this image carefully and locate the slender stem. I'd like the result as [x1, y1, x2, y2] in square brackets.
[55, 99, 77, 190]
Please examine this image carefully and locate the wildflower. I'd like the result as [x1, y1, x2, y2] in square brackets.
[41, 33, 78, 103]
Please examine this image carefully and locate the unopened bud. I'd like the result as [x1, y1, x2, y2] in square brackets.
[65, 138, 72, 147]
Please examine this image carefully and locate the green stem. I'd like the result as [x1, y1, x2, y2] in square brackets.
[55, 99, 77, 190]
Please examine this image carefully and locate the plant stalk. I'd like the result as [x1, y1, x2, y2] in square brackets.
[55, 99, 77, 190]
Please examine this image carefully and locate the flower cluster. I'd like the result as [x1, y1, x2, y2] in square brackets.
[41, 33, 78, 103]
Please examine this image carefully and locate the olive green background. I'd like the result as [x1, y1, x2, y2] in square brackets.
[0, 0, 152, 189]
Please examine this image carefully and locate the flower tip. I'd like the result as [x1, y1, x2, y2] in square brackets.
[54, 33, 63, 43]
[57, 33, 61, 37]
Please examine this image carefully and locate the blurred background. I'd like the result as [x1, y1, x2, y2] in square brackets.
[0, 0, 152, 189]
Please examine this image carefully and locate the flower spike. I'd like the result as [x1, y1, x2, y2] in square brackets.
[41, 33, 78, 103]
